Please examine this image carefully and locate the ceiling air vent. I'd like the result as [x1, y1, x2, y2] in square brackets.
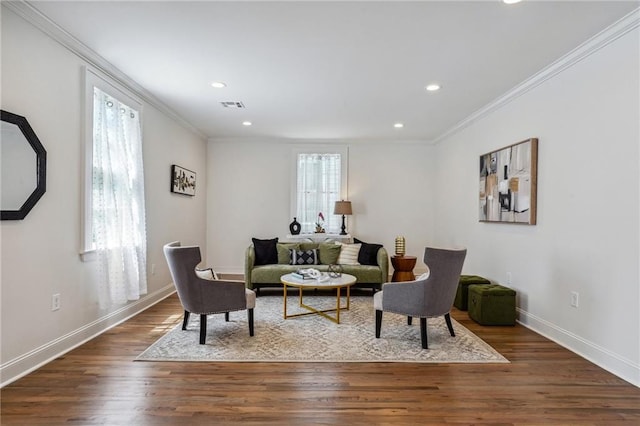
[220, 101, 245, 109]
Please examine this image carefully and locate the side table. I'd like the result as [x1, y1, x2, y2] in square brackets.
[391, 255, 418, 325]
[391, 255, 417, 282]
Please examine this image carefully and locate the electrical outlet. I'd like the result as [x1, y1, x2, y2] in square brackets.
[151, 263, 156, 275]
[52, 293, 61, 311]
[570, 291, 579, 308]
[506, 272, 512, 285]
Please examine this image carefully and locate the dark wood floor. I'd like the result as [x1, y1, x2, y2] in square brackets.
[2, 291, 639, 425]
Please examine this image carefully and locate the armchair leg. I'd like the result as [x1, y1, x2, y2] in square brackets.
[199, 314, 207, 345]
[225, 312, 230, 322]
[182, 311, 190, 330]
[420, 317, 428, 349]
[444, 313, 455, 337]
[248, 309, 254, 336]
[407, 316, 412, 325]
[375, 310, 382, 338]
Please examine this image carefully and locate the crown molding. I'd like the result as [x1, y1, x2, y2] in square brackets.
[6, 1, 637, 145]
[3, 0, 207, 140]
[431, 7, 640, 145]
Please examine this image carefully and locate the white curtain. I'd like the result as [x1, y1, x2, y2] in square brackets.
[93, 87, 147, 309]
[296, 153, 341, 233]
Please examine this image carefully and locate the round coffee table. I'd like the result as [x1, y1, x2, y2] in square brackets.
[280, 273, 357, 324]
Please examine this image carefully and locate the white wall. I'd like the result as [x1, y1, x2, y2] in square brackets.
[0, 9, 207, 385]
[433, 28, 639, 386]
[2, 0, 637, 390]
[206, 140, 436, 275]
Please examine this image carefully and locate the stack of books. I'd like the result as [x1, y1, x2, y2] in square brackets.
[291, 269, 316, 280]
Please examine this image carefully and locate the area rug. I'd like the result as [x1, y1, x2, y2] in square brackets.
[136, 295, 508, 363]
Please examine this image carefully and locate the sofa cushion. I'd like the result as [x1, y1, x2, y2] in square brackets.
[290, 249, 319, 265]
[340, 264, 382, 283]
[299, 242, 320, 251]
[318, 242, 341, 264]
[252, 237, 278, 265]
[251, 264, 330, 283]
[250, 264, 382, 284]
[354, 238, 383, 266]
[277, 243, 300, 264]
[337, 243, 361, 265]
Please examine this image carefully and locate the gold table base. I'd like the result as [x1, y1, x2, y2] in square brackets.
[283, 284, 351, 324]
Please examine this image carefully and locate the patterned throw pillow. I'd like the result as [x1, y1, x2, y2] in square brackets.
[337, 243, 361, 265]
[195, 267, 219, 280]
[417, 271, 430, 281]
[290, 249, 319, 265]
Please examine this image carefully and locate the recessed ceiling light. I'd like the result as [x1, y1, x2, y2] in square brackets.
[394, 123, 404, 128]
[211, 81, 227, 88]
[503, 0, 522, 4]
[242, 121, 252, 126]
[425, 84, 441, 92]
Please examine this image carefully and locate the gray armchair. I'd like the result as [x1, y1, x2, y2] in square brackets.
[163, 241, 256, 344]
[374, 247, 466, 349]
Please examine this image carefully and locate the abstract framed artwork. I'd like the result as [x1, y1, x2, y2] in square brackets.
[171, 164, 196, 196]
[479, 138, 538, 225]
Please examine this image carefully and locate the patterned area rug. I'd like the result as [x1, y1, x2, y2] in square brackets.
[136, 295, 508, 363]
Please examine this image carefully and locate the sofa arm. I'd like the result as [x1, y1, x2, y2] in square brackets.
[245, 245, 255, 289]
[377, 247, 389, 282]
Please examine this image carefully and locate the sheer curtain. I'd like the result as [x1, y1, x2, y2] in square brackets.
[93, 87, 147, 309]
[296, 153, 341, 233]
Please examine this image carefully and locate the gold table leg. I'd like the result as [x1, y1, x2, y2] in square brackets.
[283, 283, 288, 319]
[285, 285, 351, 324]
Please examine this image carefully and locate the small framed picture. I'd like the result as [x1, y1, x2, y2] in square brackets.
[171, 165, 196, 196]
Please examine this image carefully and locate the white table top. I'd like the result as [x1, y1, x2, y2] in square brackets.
[280, 272, 357, 289]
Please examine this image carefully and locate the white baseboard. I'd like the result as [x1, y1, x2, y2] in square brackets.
[517, 308, 640, 388]
[0, 284, 176, 388]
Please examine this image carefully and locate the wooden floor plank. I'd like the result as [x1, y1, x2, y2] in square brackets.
[1, 293, 639, 425]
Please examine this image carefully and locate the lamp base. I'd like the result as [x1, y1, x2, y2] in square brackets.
[340, 214, 347, 235]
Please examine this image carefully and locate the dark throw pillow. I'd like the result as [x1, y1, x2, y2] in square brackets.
[252, 237, 279, 265]
[354, 238, 383, 266]
[290, 249, 319, 265]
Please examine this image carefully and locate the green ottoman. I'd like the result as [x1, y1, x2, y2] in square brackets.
[454, 275, 491, 311]
[468, 284, 516, 326]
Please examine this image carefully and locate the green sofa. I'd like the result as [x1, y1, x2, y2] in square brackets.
[245, 242, 389, 293]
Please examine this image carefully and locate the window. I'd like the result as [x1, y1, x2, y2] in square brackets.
[291, 146, 348, 234]
[83, 68, 147, 308]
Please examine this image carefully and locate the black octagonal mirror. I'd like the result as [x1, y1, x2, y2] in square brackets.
[1, 110, 47, 220]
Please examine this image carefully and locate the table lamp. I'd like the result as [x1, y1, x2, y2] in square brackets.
[334, 200, 352, 235]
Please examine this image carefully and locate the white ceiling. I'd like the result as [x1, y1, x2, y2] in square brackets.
[28, 0, 638, 142]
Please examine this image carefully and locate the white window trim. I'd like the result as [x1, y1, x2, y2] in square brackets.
[290, 144, 349, 229]
[81, 66, 143, 261]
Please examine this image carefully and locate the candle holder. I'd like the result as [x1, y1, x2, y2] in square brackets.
[328, 264, 343, 278]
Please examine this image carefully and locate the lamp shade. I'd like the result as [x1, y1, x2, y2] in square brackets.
[334, 200, 352, 215]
